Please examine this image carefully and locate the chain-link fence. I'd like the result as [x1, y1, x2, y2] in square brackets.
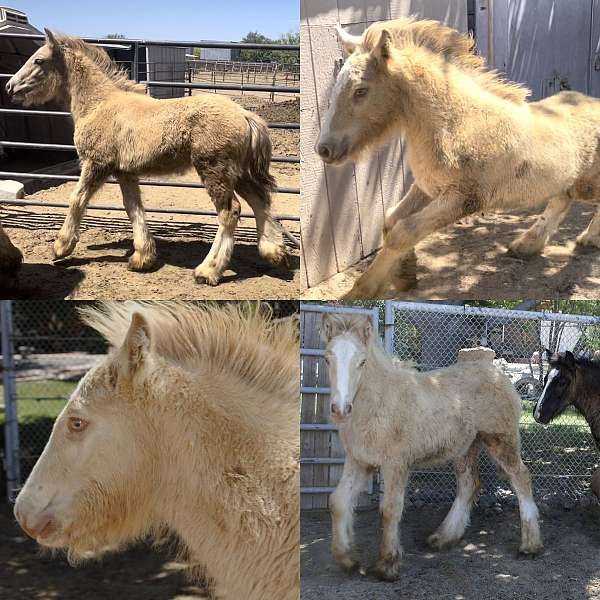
[300, 301, 600, 510]
[1, 300, 299, 501]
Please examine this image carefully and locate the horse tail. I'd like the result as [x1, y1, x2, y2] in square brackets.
[243, 111, 277, 194]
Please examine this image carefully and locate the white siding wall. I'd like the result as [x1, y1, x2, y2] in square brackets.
[300, 0, 468, 288]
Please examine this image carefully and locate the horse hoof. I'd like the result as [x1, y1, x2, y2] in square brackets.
[576, 233, 600, 249]
[127, 252, 156, 272]
[374, 554, 402, 581]
[518, 544, 543, 558]
[53, 237, 77, 260]
[506, 239, 543, 259]
[259, 240, 288, 266]
[194, 272, 220, 286]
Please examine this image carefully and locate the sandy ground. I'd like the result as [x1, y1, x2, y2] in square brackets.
[1, 97, 299, 300]
[0, 504, 208, 600]
[302, 203, 600, 300]
[301, 504, 600, 600]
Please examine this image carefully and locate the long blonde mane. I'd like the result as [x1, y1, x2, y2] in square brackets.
[363, 17, 530, 103]
[80, 301, 299, 401]
[55, 34, 146, 94]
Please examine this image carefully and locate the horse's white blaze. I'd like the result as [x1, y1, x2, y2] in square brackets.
[328, 335, 364, 416]
[534, 368, 559, 420]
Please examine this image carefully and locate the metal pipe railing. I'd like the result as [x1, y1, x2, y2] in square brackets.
[0, 171, 300, 195]
[0, 32, 299, 51]
[0, 141, 300, 164]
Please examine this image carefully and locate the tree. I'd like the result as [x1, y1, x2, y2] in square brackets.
[239, 30, 299, 68]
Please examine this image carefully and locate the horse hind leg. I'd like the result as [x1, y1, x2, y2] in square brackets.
[480, 432, 543, 556]
[427, 439, 481, 550]
[508, 193, 571, 258]
[194, 164, 240, 285]
[576, 204, 600, 249]
[236, 178, 288, 265]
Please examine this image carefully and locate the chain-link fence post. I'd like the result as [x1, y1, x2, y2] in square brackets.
[1, 300, 20, 502]
[384, 301, 394, 354]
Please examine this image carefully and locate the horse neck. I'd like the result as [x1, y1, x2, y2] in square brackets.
[63, 50, 116, 121]
[572, 366, 600, 447]
[152, 370, 297, 599]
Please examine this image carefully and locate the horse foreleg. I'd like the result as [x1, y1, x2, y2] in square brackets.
[343, 193, 466, 299]
[508, 193, 571, 257]
[383, 183, 433, 238]
[54, 161, 107, 260]
[427, 439, 480, 550]
[577, 204, 600, 249]
[383, 184, 433, 292]
[117, 174, 156, 271]
[330, 457, 371, 572]
[375, 465, 409, 581]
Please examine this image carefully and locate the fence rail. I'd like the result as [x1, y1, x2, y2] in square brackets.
[300, 301, 600, 510]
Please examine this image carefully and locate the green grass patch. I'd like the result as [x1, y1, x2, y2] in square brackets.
[0, 380, 74, 425]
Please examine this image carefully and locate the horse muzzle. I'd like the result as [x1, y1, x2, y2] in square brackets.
[331, 401, 353, 419]
[315, 137, 350, 165]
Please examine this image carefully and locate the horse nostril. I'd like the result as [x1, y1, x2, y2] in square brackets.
[318, 143, 332, 160]
[346, 404, 352, 414]
[331, 403, 339, 415]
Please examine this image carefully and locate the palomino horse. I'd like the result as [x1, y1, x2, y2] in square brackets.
[6, 30, 288, 285]
[0, 223, 22, 290]
[321, 313, 542, 580]
[317, 17, 600, 298]
[533, 349, 600, 499]
[14, 302, 300, 600]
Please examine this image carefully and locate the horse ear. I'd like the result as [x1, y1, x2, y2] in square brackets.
[122, 312, 151, 373]
[336, 24, 362, 55]
[372, 29, 392, 62]
[358, 317, 373, 344]
[320, 314, 333, 342]
[44, 28, 58, 49]
[564, 350, 576, 367]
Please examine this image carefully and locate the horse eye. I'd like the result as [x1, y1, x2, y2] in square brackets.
[354, 87, 368, 99]
[359, 359, 366, 367]
[68, 417, 89, 433]
[34, 58, 44, 65]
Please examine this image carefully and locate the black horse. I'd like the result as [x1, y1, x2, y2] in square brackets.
[533, 349, 600, 498]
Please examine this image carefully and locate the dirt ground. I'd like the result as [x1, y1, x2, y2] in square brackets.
[0, 504, 208, 600]
[302, 203, 600, 300]
[301, 503, 600, 600]
[1, 96, 299, 300]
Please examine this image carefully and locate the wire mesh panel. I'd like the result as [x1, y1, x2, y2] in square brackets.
[387, 302, 600, 505]
[7, 301, 107, 491]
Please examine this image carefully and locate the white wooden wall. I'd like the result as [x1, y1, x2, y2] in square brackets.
[300, 0, 468, 288]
